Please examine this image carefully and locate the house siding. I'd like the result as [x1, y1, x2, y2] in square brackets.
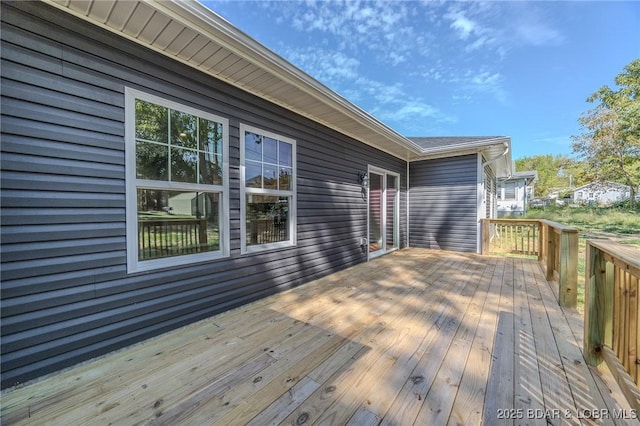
[408, 155, 478, 252]
[484, 163, 496, 219]
[0, 2, 407, 388]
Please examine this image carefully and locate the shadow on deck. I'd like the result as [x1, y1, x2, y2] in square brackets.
[1, 248, 637, 425]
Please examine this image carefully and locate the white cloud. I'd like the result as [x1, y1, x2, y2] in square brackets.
[376, 100, 454, 123]
[272, 1, 419, 66]
[348, 78, 456, 126]
[442, 2, 565, 56]
[515, 20, 564, 46]
[471, 71, 502, 87]
[282, 47, 360, 87]
[446, 11, 477, 40]
[451, 70, 509, 105]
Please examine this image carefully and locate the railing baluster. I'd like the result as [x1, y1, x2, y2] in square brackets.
[584, 239, 640, 411]
[628, 270, 637, 382]
[481, 218, 578, 307]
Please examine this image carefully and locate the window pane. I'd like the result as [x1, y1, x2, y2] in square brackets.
[136, 141, 168, 180]
[137, 189, 220, 260]
[200, 153, 223, 185]
[246, 161, 262, 188]
[199, 118, 223, 154]
[263, 136, 278, 164]
[171, 110, 198, 149]
[135, 100, 168, 143]
[279, 141, 292, 167]
[505, 182, 516, 199]
[386, 174, 398, 250]
[279, 167, 292, 190]
[245, 132, 262, 162]
[369, 173, 383, 253]
[263, 164, 278, 189]
[170, 147, 198, 183]
[246, 195, 289, 246]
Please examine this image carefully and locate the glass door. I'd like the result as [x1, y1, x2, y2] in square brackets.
[368, 171, 384, 255]
[386, 174, 398, 251]
[368, 168, 399, 259]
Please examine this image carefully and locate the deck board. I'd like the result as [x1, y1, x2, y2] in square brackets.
[1, 248, 637, 425]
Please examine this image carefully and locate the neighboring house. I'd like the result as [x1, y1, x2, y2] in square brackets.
[497, 170, 538, 217]
[573, 181, 632, 205]
[0, 1, 511, 388]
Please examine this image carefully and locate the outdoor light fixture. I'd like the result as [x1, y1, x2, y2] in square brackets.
[358, 172, 369, 190]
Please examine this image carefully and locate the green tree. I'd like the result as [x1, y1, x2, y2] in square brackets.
[571, 59, 640, 207]
[515, 154, 575, 197]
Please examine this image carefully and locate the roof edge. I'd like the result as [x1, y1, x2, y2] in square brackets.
[145, 0, 425, 156]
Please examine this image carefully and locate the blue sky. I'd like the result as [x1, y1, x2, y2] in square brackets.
[204, 1, 639, 160]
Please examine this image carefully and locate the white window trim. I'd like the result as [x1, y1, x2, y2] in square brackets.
[125, 87, 230, 273]
[239, 123, 297, 254]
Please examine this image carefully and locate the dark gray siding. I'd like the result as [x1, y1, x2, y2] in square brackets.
[0, 2, 407, 388]
[409, 155, 478, 252]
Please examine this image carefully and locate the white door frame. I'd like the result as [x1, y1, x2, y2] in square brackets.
[367, 165, 400, 260]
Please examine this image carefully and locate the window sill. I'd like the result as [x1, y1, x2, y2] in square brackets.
[242, 240, 295, 255]
[128, 249, 229, 274]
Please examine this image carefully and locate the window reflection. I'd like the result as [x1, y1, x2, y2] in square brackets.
[137, 189, 220, 260]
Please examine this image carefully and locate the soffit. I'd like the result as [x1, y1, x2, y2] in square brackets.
[44, 0, 423, 160]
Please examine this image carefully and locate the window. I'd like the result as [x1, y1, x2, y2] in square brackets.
[240, 124, 296, 253]
[504, 182, 516, 200]
[125, 88, 229, 272]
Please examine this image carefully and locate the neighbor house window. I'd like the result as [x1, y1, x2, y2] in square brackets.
[125, 88, 229, 272]
[240, 124, 296, 253]
[504, 182, 516, 200]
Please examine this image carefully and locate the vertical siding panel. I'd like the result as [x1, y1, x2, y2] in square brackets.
[0, 2, 407, 388]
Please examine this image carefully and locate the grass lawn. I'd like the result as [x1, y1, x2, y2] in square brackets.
[525, 204, 640, 313]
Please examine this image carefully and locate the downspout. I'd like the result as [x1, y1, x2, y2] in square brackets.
[478, 141, 510, 253]
[481, 141, 511, 177]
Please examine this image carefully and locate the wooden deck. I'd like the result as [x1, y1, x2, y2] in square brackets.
[1, 248, 637, 425]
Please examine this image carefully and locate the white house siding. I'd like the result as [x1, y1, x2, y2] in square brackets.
[573, 182, 631, 205]
[497, 179, 528, 217]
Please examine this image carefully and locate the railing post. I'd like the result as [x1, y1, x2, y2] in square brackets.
[481, 218, 490, 255]
[537, 221, 544, 262]
[584, 242, 613, 366]
[546, 229, 556, 282]
[199, 219, 208, 246]
[558, 230, 579, 308]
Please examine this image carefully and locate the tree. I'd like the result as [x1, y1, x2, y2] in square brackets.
[515, 154, 579, 197]
[571, 59, 640, 207]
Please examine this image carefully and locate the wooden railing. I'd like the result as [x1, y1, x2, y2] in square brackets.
[247, 218, 288, 245]
[584, 240, 640, 411]
[481, 218, 579, 307]
[481, 219, 541, 256]
[139, 219, 208, 260]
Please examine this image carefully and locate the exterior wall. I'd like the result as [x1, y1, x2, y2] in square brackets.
[573, 183, 631, 204]
[484, 163, 496, 220]
[497, 178, 528, 217]
[408, 155, 478, 252]
[0, 2, 407, 388]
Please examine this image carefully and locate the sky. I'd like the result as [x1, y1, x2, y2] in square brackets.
[203, 0, 639, 160]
